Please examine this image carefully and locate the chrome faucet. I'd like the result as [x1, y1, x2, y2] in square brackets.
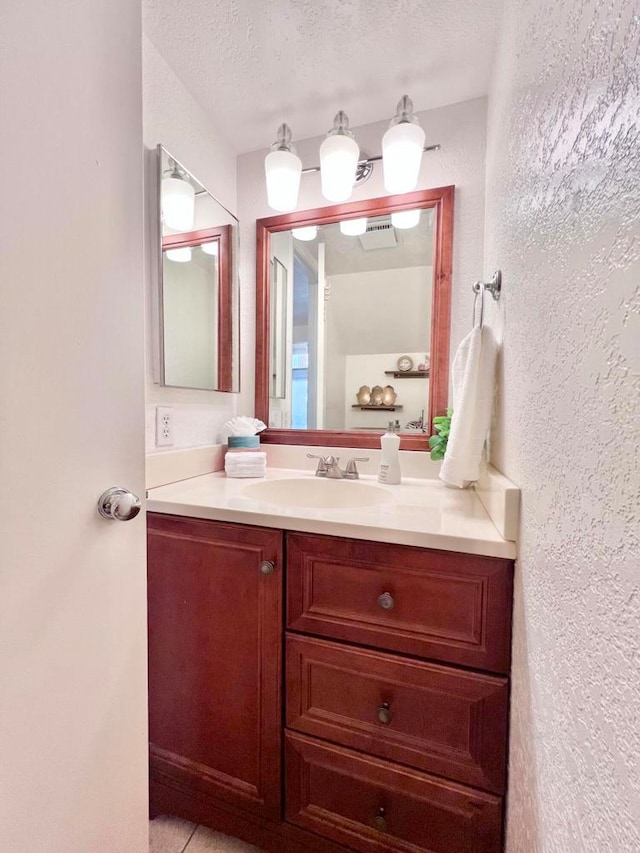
[307, 454, 369, 480]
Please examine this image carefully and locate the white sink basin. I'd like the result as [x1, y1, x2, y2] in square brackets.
[242, 478, 392, 509]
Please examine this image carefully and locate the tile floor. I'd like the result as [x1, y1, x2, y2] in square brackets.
[149, 815, 264, 853]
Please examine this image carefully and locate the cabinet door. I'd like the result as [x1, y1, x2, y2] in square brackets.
[148, 513, 283, 819]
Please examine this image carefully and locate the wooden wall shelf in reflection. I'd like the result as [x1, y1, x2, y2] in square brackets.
[352, 405, 403, 411]
[384, 370, 430, 378]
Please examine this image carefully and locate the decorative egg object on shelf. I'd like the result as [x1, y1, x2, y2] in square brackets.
[382, 385, 397, 405]
[356, 385, 371, 405]
[370, 385, 384, 405]
[396, 355, 413, 372]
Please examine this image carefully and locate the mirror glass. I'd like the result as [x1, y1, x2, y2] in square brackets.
[268, 207, 435, 433]
[158, 145, 239, 392]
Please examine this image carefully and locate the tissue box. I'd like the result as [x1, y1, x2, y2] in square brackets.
[225, 450, 267, 478]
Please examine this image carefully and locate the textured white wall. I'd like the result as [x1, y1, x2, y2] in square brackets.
[238, 97, 488, 426]
[483, 1, 640, 850]
[143, 36, 250, 450]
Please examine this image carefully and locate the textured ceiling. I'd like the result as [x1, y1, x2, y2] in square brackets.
[143, 0, 504, 154]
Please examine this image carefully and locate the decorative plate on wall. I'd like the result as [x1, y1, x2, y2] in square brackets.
[397, 355, 414, 372]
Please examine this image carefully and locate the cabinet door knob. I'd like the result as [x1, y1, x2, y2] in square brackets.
[373, 806, 387, 832]
[377, 592, 394, 611]
[259, 560, 275, 575]
[377, 702, 392, 725]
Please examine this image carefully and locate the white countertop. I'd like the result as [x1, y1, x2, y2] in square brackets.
[147, 468, 517, 560]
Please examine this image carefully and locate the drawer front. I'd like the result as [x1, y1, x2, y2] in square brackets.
[286, 635, 508, 793]
[287, 533, 513, 673]
[285, 732, 503, 853]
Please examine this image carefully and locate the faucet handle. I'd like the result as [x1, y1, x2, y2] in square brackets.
[345, 457, 370, 479]
[307, 453, 329, 476]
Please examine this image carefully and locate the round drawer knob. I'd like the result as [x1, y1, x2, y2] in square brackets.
[260, 560, 275, 575]
[377, 702, 392, 725]
[373, 806, 387, 832]
[377, 592, 394, 611]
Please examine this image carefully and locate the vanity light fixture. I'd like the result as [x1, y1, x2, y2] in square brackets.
[291, 225, 318, 241]
[200, 241, 219, 256]
[339, 217, 368, 236]
[264, 96, 439, 212]
[161, 160, 196, 231]
[319, 111, 360, 203]
[391, 209, 421, 229]
[166, 246, 192, 263]
[264, 123, 302, 212]
[382, 96, 426, 194]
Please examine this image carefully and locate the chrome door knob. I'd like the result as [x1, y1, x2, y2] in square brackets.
[260, 560, 276, 575]
[98, 487, 141, 521]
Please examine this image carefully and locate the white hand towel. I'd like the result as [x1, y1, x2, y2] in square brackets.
[439, 324, 498, 489]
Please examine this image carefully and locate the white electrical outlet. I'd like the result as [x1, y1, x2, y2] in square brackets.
[155, 406, 173, 447]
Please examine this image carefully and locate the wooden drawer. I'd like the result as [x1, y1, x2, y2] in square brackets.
[286, 635, 508, 793]
[287, 533, 513, 673]
[285, 731, 503, 853]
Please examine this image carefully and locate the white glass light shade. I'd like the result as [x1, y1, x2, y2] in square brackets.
[339, 217, 368, 236]
[161, 176, 196, 231]
[391, 209, 421, 229]
[291, 226, 318, 241]
[265, 149, 302, 212]
[200, 241, 219, 256]
[166, 246, 192, 263]
[319, 134, 360, 202]
[382, 121, 426, 194]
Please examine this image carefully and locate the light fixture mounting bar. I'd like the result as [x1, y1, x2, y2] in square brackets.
[300, 144, 441, 176]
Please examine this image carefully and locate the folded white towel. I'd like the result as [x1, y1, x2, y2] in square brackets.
[225, 451, 267, 478]
[439, 324, 498, 489]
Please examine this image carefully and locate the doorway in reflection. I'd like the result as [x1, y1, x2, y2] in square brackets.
[291, 254, 321, 429]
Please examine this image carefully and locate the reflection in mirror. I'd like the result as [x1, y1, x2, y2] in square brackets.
[268, 210, 434, 432]
[256, 187, 453, 450]
[269, 257, 288, 398]
[157, 145, 239, 392]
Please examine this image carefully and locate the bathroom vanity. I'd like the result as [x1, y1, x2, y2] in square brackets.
[147, 469, 515, 853]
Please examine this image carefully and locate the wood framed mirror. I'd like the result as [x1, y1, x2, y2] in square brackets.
[255, 186, 453, 450]
[161, 225, 233, 392]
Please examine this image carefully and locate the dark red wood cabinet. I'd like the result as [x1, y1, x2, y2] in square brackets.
[147, 514, 283, 820]
[148, 517, 514, 853]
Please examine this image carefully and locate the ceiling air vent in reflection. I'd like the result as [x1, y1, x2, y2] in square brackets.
[358, 216, 397, 251]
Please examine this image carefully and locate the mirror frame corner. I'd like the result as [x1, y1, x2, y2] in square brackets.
[255, 185, 454, 450]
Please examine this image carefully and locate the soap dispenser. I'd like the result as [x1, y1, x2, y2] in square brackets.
[378, 421, 401, 485]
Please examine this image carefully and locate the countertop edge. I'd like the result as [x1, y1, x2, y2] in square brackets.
[146, 499, 517, 560]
